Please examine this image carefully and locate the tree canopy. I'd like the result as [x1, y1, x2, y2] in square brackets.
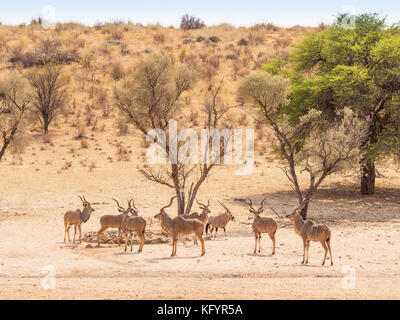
[264, 13, 400, 194]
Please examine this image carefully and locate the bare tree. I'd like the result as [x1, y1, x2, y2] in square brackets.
[239, 72, 363, 218]
[28, 64, 68, 134]
[114, 54, 231, 214]
[0, 72, 31, 161]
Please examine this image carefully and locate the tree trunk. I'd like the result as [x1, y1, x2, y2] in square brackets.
[44, 121, 49, 135]
[360, 160, 375, 195]
[299, 202, 309, 220]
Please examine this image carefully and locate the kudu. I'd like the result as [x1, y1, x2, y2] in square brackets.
[287, 201, 333, 266]
[206, 201, 235, 239]
[248, 197, 277, 255]
[120, 200, 146, 252]
[155, 196, 205, 257]
[64, 195, 95, 243]
[97, 198, 138, 246]
[183, 199, 211, 245]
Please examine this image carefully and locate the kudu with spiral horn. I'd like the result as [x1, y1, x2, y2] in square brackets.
[64, 195, 95, 243]
[155, 196, 205, 256]
[206, 201, 235, 239]
[97, 198, 138, 246]
[248, 197, 277, 255]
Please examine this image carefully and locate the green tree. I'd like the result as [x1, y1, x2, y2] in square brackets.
[265, 13, 400, 195]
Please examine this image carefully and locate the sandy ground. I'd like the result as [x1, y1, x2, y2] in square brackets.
[1, 131, 400, 300]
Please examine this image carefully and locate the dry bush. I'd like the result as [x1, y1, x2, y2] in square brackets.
[115, 144, 130, 161]
[89, 161, 96, 172]
[9, 38, 79, 68]
[274, 38, 291, 50]
[104, 24, 125, 40]
[237, 113, 249, 126]
[61, 161, 72, 171]
[207, 55, 220, 69]
[110, 61, 126, 81]
[116, 118, 129, 135]
[80, 139, 89, 149]
[120, 42, 130, 55]
[95, 89, 111, 117]
[153, 32, 165, 44]
[180, 14, 205, 30]
[74, 124, 86, 139]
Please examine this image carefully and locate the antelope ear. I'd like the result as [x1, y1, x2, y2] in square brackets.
[258, 209, 264, 214]
[118, 209, 124, 213]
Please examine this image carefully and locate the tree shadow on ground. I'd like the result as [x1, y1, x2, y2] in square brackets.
[230, 182, 400, 224]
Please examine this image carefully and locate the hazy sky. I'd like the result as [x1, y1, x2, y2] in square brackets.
[0, 0, 399, 27]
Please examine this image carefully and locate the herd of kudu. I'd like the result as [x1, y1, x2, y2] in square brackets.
[63, 194, 333, 266]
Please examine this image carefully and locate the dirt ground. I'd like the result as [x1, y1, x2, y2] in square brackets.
[1, 132, 400, 300]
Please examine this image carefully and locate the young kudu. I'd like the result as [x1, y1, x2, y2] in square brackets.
[97, 198, 138, 246]
[64, 195, 95, 243]
[287, 201, 333, 266]
[248, 197, 277, 255]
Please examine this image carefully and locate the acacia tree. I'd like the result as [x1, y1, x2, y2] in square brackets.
[28, 64, 68, 134]
[0, 73, 31, 161]
[239, 72, 363, 218]
[265, 13, 400, 195]
[114, 54, 231, 215]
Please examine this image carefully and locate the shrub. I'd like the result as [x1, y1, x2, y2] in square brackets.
[208, 36, 220, 43]
[9, 39, 79, 68]
[110, 61, 126, 81]
[153, 32, 165, 43]
[180, 14, 205, 30]
[238, 39, 249, 46]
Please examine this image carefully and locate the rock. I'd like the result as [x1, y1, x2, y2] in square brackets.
[85, 244, 93, 248]
[143, 48, 153, 54]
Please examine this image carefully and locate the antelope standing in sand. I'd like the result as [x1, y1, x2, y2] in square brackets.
[183, 199, 211, 245]
[248, 197, 277, 255]
[120, 202, 146, 252]
[155, 196, 205, 257]
[206, 201, 235, 239]
[64, 196, 95, 243]
[287, 201, 333, 266]
[97, 198, 138, 246]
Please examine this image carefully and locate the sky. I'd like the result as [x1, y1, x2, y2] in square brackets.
[0, 0, 399, 27]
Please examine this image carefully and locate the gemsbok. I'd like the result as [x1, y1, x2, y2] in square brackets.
[155, 196, 205, 257]
[248, 197, 277, 255]
[64, 195, 95, 243]
[287, 201, 333, 266]
[206, 201, 235, 239]
[97, 198, 138, 246]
